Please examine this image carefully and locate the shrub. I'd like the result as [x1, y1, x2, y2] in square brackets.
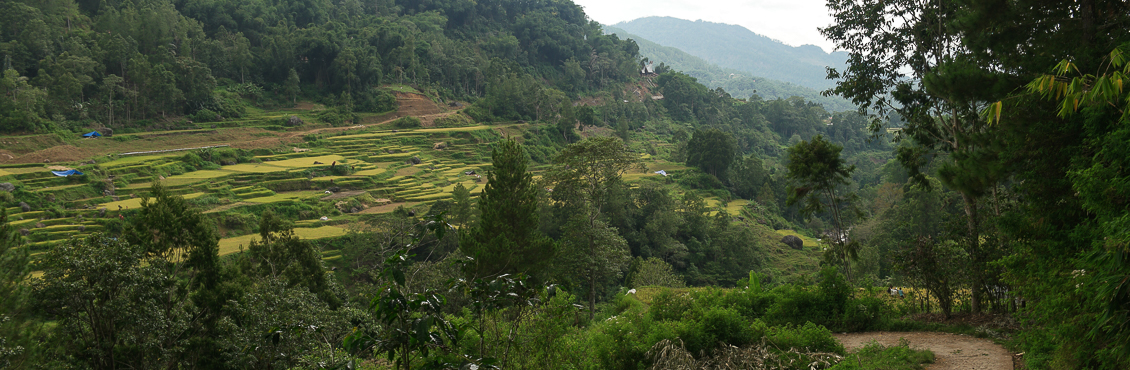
[627, 257, 686, 288]
[391, 116, 421, 129]
[766, 322, 844, 355]
[190, 109, 220, 123]
[355, 88, 397, 113]
[650, 288, 693, 322]
[318, 109, 345, 125]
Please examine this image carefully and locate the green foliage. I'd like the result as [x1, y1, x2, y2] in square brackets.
[0, 209, 29, 367]
[686, 128, 737, 180]
[32, 234, 181, 369]
[346, 216, 459, 370]
[390, 116, 422, 129]
[243, 211, 337, 307]
[627, 257, 686, 288]
[461, 138, 554, 281]
[787, 135, 861, 279]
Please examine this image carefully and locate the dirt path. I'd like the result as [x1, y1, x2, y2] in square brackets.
[834, 332, 1012, 370]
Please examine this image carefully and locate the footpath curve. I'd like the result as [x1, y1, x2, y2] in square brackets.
[834, 331, 1012, 370]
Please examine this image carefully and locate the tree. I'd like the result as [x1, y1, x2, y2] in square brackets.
[685, 128, 737, 180]
[547, 136, 641, 318]
[124, 183, 227, 366]
[244, 211, 337, 307]
[450, 182, 473, 229]
[786, 135, 860, 280]
[459, 138, 554, 281]
[32, 235, 174, 369]
[284, 68, 300, 105]
[821, 0, 1005, 311]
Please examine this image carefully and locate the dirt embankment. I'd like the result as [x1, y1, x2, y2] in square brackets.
[834, 331, 1013, 370]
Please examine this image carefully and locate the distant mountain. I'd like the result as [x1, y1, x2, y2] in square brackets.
[611, 17, 848, 91]
[603, 26, 856, 112]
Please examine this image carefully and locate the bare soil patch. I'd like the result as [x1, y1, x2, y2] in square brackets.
[393, 92, 446, 117]
[11, 145, 97, 164]
[834, 332, 1012, 370]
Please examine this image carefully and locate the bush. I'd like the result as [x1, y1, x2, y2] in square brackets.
[190, 109, 220, 123]
[391, 116, 421, 129]
[649, 288, 694, 322]
[355, 88, 397, 113]
[318, 109, 345, 126]
[766, 322, 844, 355]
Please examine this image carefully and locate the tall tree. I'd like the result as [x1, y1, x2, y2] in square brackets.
[685, 128, 737, 180]
[547, 136, 641, 318]
[459, 138, 554, 281]
[786, 135, 860, 280]
[822, 0, 1004, 311]
[450, 182, 473, 229]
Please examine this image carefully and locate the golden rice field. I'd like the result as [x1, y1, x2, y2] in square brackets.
[217, 225, 349, 255]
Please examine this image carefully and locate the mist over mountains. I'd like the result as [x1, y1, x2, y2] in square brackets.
[603, 25, 855, 112]
[611, 17, 848, 91]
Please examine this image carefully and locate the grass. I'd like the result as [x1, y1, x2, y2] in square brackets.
[244, 191, 321, 204]
[223, 163, 290, 173]
[218, 225, 348, 255]
[167, 170, 236, 179]
[353, 168, 387, 176]
[99, 197, 145, 210]
[262, 154, 346, 168]
[775, 229, 820, 248]
[830, 340, 935, 370]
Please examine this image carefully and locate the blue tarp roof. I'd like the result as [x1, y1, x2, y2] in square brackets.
[51, 170, 84, 177]
[82, 131, 102, 137]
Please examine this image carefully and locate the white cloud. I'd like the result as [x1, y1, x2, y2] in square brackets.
[573, 0, 836, 53]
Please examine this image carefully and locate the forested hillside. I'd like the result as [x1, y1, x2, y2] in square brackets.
[603, 25, 856, 112]
[611, 17, 849, 90]
[0, 0, 641, 133]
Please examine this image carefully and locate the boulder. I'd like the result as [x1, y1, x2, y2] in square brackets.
[781, 235, 804, 250]
[433, 142, 447, 150]
[19, 229, 29, 236]
[286, 115, 304, 126]
[19, 202, 30, 212]
[99, 208, 107, 217]
[409, 156, 422, 165]
[0, 182, 14, 192]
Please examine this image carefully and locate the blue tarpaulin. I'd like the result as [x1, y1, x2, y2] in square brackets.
[82, 131, 102, 138]
[51, 170, 84, 177]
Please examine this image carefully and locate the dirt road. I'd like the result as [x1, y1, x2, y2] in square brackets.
[834, 332, 1012, 370]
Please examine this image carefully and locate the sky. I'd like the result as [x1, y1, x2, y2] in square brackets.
[570, 0, 837, 54]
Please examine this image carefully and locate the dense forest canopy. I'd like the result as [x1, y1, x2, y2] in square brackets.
[0, 0, 642, 133]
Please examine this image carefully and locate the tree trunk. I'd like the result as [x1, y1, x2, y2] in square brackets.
[962, 192, 982, 313]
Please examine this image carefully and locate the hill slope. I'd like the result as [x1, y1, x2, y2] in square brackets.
[604, 26, 855, 112]
[612, 17, 848, 91]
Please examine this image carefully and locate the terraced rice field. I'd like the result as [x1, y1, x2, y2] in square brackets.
[3, 118, 726, 268]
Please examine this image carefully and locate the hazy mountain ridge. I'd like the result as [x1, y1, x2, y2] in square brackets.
[603, 26, 856, 112]
[612, 17, 848, 90]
